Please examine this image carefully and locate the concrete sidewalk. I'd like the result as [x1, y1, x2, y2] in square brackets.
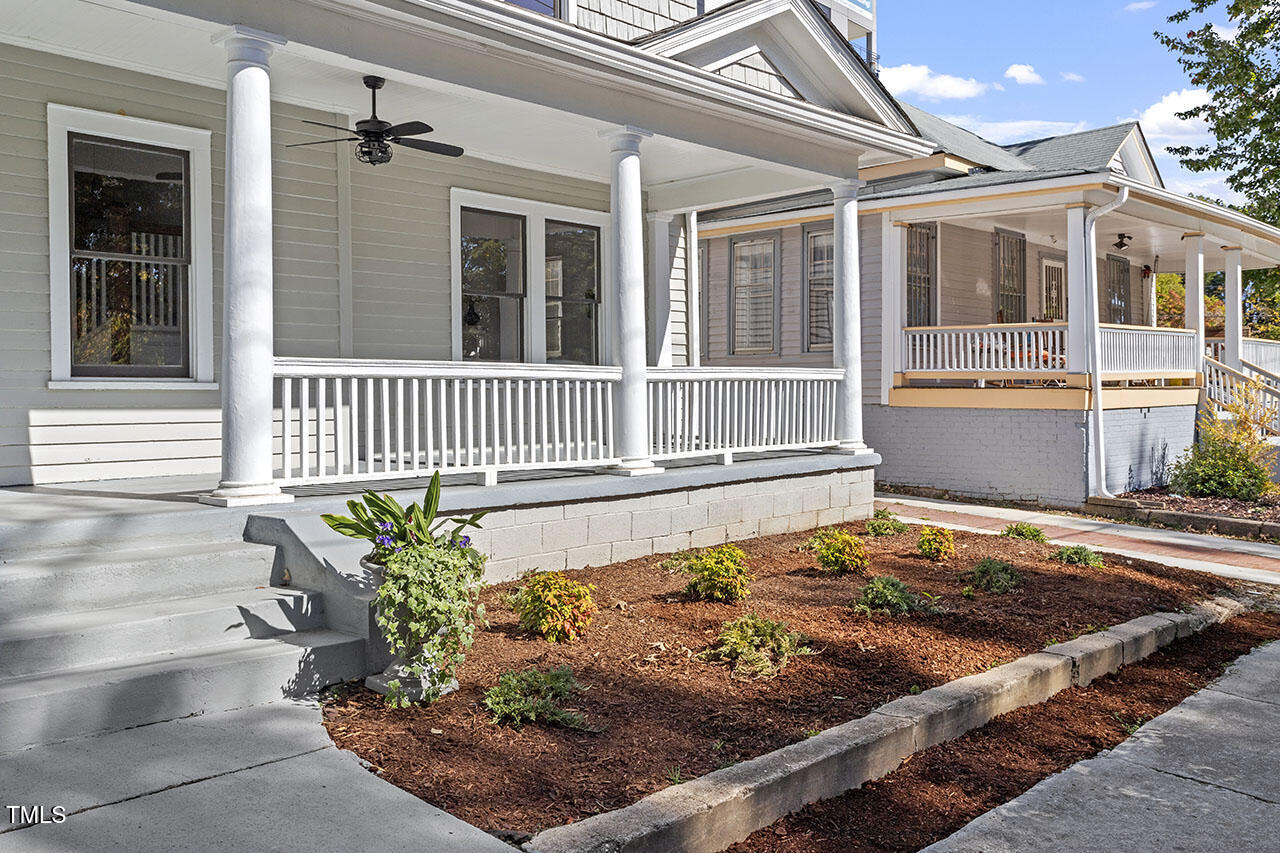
[876, 494, 1280, 586]
[924, 639, 1280, 852]
[0, 702, 512, 852]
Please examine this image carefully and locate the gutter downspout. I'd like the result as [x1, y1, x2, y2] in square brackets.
[1084, 187, 1129, 498]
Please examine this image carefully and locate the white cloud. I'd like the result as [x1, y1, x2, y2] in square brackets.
[879, 64, 989, 100]
[1124, 1, 1156, 11]
[1004, 64, 1045, 85]
[940, 115, 1091, 145]
[1155, 153, 1242, 204]
[1212, 24, 1239, 40]
[1134, 88, 1212, 147]
[1061, 71, 1086, 83]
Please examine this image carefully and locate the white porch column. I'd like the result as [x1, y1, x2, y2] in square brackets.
[832, 178, 867, 451]
[647, 212, 674, 367]
[1223, 245, 1244, 369]
[1184, 232, 1206, 358]
[603, 127, 660, 474]
[203, 27, 292, 507]
[1065, 203, 1090, 374]
[686, 210, 702, 367]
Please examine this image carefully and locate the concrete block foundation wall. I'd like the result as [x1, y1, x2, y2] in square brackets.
[1090, 405, 1196, 495]
[462, 468, 876, 582]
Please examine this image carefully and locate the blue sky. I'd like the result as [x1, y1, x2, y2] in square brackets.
[875, 0, 1235, 201]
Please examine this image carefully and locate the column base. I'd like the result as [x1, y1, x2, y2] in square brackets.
[198, 481, 295, 507]
[831, 440, 870, 454]
[596, 460, 665, 477]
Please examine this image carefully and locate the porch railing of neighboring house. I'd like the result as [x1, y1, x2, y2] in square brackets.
[274, 358, 622, 484]
[647, 367, 842, 461]
[1098, 325, 1200, 375]
[1244, 337, 1280, 375]
[902, 323, 1068, 373]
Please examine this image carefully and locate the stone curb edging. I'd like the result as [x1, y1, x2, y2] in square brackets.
[1084, 498, 1280, 541]
[524, 596, 1246, 853]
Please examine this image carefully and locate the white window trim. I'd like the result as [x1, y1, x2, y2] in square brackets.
[46, 104, 214, 385]
[449, 187, 612, 364]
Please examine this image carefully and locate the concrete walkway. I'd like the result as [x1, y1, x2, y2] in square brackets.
[0, 702, 512, 852]
[876, 494, 1280, 586]
[924, 639, 1280, 852]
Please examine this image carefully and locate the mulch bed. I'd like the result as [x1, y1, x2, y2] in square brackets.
[729, 608, 1280, 853]
[1123, 487, 1280, 524]
[322, 521, 1230, 837]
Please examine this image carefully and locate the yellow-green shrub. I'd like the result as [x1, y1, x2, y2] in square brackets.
[670, 545, 752, 603]
[806, 528, 870, 575]
[508, 571, 597, 643]
[917, 526, 956, 562]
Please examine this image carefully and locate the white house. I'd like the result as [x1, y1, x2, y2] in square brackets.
[1, 0, 1278, 753]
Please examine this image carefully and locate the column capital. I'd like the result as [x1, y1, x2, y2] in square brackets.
[599, 126, 653, 153]
[213, 25, 287, 66]
[1182, 231, 1205, 240]
[1222, 245, 1244, 253]
[828, 178, 867, 200]
[645, 211, 675, 225]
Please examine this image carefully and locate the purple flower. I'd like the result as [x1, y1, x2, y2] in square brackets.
[459, 535, 471, 548]
[375, 535, 394, 547]
[378, 522, 393, 532]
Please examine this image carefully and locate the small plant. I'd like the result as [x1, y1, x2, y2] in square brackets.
[853, 575, 941, 617]
[960, 585, 976, 599]
[483, 666, 590, 731]
[666, 766, 685, 785]
[1050, 545, 1105, 568]
[1169, 380, 1278, 501]
[908, 684, 922, 695]
[806, 528, 870, 575]
[873, 507, 896, 519]
[1000, 522, 1048, 543]
[962, 558, 1023, 594]
[698, 613, 811, 680]
[509, 571, 598, 643]
[803, 728, 822, 738]
[372, 539, 487, 708]
[669, 545, 753, 603]
[865, 515, 909, 537]
[917, 526, 956, 562]
[321, 471, 485, 564]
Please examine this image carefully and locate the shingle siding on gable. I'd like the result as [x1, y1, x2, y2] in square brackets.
[716, 51, 801, 99]
[576, 0, 699, 40]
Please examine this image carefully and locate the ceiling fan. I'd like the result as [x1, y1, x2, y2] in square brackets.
[287, 75, 464, 165]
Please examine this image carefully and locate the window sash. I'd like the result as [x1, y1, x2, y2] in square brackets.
[906, 223, 937, 327]
[805, 229, 834, 350]
[544, 219, 601, 365]
[996, 231, 1027, 323]
[731, 236, 777, 354]
[1042, 258, 1067, 321]
[460, 207, 527, 362]
[1106, 256, 1131, 324]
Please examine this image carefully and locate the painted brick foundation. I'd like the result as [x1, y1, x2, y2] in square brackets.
[1091, 405, 1196, 495]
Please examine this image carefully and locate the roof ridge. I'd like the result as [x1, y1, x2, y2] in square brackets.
[1003, 121, 1137, 150]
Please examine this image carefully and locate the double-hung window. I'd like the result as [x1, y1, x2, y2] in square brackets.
[48, 105, 213, 384]
[805, 228, 834, 350]
[1105, 255, 1132, 324]
[730, 234, 778, 355]
[994, 229, 1027, 323]
[906, 222, 937, 327]
[452, 189, 608, 365]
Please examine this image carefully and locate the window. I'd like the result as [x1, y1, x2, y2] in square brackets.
[544, 220, 601, 365]
[906, 222, 937, 327]
[1041, 257, 1067, 321]
[730, 235, 778, 354]
[698, 239, 710, 361]
[451, 189, 609, 364]
[1105, 255, 1131, 324]
[995, 230, 1027, 323]
[506, 0, 560, 15]
[805, 228, 834, 350]
[47, 105, 213, 384]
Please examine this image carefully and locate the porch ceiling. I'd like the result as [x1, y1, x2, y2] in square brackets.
[3, 0, 930, 210]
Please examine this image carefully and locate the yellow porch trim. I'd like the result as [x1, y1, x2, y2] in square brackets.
[888, 386, 1202, 410]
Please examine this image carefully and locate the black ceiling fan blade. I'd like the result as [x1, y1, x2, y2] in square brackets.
[286, 137, 359, 148]
[301, 119, 358, 133]
[383, 120, 433, 137]
[393, 137, 464, 157]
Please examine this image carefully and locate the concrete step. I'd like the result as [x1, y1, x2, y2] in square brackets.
[0, 588, 325, 679]
[0, 540, 278, 621]
[0, 629, 366, 754]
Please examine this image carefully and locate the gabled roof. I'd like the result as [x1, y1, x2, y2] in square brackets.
[633, 0, 916, 135]
[1002, 123, 1139, 172]
[900, 105, 1033, 173]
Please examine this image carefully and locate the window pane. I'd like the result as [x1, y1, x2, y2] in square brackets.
[807, 231, 833, 348]
[733, 238, 775, 353]
[505, 0, 557, 15]
[461, 208, 525, 361]
[70, 134, 189, 376]
[1107, 257, 1130, 324]
[545, 220, 600, 365]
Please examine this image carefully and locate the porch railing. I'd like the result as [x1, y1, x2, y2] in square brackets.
[1245, 337, 1280, 374]
[1203, 356, 1280, 435]
[647, 368, 842, 461]
[275, 358, 621, 484]
[1098, 325, 1199, 375]
[902, 323, 1067, 373]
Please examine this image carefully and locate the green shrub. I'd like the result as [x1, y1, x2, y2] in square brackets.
[962, 558, 1023, 594]
[853, 575, 941, 616]
[1000, 522, 1048, 543]
[509, 571, 597, 643]
[917, 526, 956, 562]
[806, 528, 870, 575]
[865, 516, 909, 537]
[374, 541, 487, 707]
[669, 545, 753, 603]
[1050, 545, 1105, 568]
[483, 666, 590, 731]
[1169, 380, 1277, 501]
[873, 507, 896, 519]
[698, 613, 811, 680]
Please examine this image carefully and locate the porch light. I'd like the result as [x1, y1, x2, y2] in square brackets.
[1142, 264, 1153, 278]
[356, 137, 393, 166]
[1113, 234, 1132, 251]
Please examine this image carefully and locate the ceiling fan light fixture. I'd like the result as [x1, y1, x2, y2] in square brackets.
[355, 136, 393, 166]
